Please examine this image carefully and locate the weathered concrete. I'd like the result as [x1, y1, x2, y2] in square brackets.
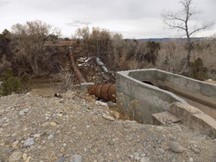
[128, 69, 216, 109]
[116, 69, 216, 138]
[152, 111, 180, 125]
[169, 102, 216, 138]
[116, 70, 186, 123]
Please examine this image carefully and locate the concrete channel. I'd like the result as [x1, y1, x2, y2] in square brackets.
[116, 69, 216, 138]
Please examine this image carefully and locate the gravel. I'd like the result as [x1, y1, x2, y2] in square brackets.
[0, 90, 216, 162]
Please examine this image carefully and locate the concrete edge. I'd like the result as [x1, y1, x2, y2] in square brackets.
[117, 68, 216, 86]
[116, 70, 187, 104]
[169, 102, 216, 139]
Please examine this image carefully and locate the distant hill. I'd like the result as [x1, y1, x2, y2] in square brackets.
[137, 37, 207, 42]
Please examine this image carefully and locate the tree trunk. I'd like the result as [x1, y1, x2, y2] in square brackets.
[31, 54, 39, 76]
[67, 47, 86, 83]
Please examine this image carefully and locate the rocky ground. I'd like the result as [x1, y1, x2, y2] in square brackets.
[0, 88, 216, 162]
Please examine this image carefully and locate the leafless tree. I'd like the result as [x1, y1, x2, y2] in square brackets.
[162, 0, 214, 72]
[11, 20, 58, 75]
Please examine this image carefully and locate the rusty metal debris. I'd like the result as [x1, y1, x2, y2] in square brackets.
[88, 83, 116, 102]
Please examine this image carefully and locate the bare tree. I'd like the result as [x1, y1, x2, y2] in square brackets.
[11, 20, 59, 75]
[162, 0, 214, 72]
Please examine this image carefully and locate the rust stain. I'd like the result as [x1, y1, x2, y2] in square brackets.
[88, 83, 116, 102]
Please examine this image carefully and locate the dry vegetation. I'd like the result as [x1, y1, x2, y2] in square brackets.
[0, 20, 216, 95]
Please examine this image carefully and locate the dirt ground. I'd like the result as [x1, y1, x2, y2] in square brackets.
[0, 87, 216, 162]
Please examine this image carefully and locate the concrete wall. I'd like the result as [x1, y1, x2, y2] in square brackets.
[116, 69, 216, 124]
[128, 69, 216, 108]
[116, 70, 186, 123]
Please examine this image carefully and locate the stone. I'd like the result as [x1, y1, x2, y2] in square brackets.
[129, 155, 134, 159]
[19, 109, 29, 116]
[50, 122, 57, 127]
[158, 148, 165, 154]
[70, 154, 83, 162]
[23, 138, 35, 147]
[42, 122, 49, 127]
[34, 134, 41, 138]
[22, 153, 28, 161]
[0, 117, 7, 126]
[25, 156, 31, 162]
[102, 114, 115, 121]
[140, 157, 150, 162]
[60, 147, 65, 152]
[0, 157, 5, 162]
[12, 140, 19, 149]
[48, 134, 54, 140]
[56, 156, 65, 162]
[169, 141, 184, 153]
[133, 152, 140, 160]
[191, 147, 200, 154]
[9, 151, 22, 162]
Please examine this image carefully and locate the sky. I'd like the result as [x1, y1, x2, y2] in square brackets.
[0, 0, 216, 38]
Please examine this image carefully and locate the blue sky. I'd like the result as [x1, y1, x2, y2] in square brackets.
[0, 0, 215, 38]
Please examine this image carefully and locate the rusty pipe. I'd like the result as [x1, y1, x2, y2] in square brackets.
[88, 83, 116, 102]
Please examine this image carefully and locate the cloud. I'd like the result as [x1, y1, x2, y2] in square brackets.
[0, 0, 9, 6]
[0, 0, 215, 38]
[66, 20, 91, 27]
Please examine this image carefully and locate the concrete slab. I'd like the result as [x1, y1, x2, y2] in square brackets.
[152, 111, 181, 125]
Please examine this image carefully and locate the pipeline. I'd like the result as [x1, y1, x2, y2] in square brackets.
[88, 83, 116, 102]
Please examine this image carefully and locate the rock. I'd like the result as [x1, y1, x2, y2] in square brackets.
[0, 117, 7, 126]
[12, 140, 19, 149]
[9, 151, 22, 162]
[95, 101, 108, 106]
[140, 157, 150, 162]
[54, 93, 62, 98]
[0, 157, 5, 162]
[189, 158, 194, 162]
[19, 109, 29, 116]
[50, 122, 57, 127]
[57, 113, 63, 117]
[129, 154, 134, 159]
[191, 147, 200, 154]
[56, 156, 65, 162]
[34, 134, 41, 138]
[23, 138, 35, 147]
[158, 148, 165, 154]
[169, 141, 184, 153]
[70, 154, 83, 162]
[22, 153, 28, 161]
[133, 152, 140, 160]
[42, 122, 49, 127]
[48, 134, 54, 140]
[60, 147, 65, 152]
[25, 156, 31, 162]
[102, 114, 115, 121]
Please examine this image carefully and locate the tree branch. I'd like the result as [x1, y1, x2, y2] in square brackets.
[171, 25, 186, 31]
[189, 22, 215, 36]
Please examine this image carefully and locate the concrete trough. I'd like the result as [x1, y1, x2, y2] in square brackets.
[116, 69, 216, 138]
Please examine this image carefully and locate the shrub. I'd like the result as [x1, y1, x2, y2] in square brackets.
[190, 58, 208, 81]
[0, 70, 21, 96]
